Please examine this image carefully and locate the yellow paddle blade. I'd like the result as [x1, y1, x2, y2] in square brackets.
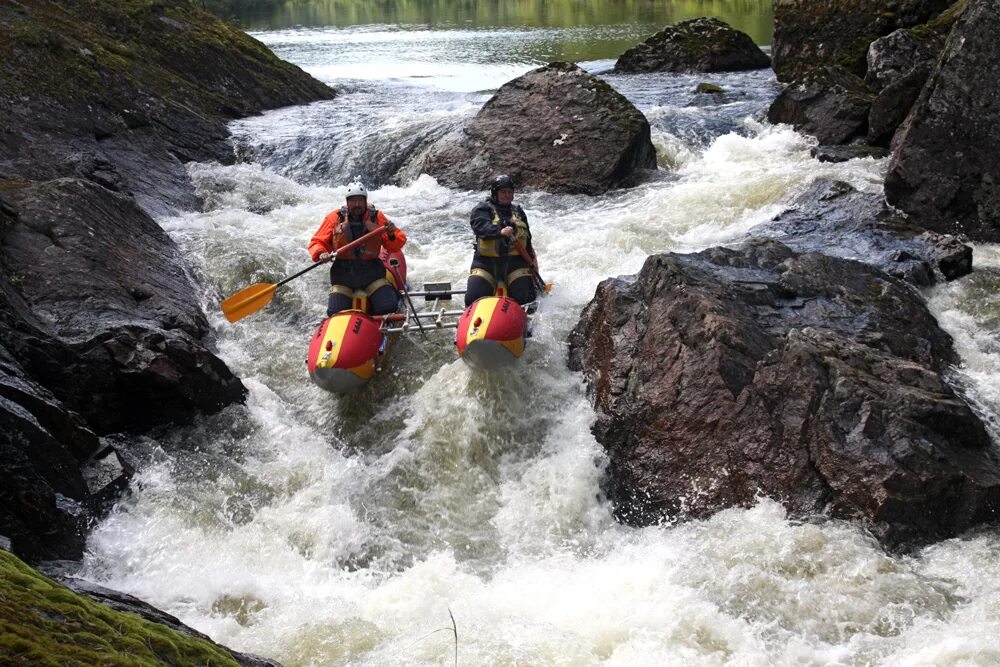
[544, 282, 554, 295]
[221, 283, 278, 323]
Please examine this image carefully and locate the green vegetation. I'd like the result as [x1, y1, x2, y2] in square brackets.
[219, 0, 774, 43]
[0, 550, 240, 667]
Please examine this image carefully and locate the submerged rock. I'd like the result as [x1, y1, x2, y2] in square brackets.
[417, 61, 657, 195]
[885, 0, 1000, 241]
[568, 239, 1000, 546]
[614, 17, 770, 74]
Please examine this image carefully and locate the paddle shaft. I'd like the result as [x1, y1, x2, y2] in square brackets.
[510, 237, 547, 291]
[387, 261, 428, 340]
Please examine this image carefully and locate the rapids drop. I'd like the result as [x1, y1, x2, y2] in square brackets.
[80, 8, 1000, 666]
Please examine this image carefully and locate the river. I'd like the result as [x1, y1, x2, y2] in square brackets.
[79, 1, 1000, 665]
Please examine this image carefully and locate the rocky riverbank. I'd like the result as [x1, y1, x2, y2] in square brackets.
[0, 0, 332, 594]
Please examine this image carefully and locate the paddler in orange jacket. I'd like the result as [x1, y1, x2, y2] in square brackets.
[308, 179, 407, 316]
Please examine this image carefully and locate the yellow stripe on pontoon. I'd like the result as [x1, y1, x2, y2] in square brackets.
[464, 298, 499, 348]
[316, 315, 352, 369]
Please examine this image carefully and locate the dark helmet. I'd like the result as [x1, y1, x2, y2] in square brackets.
[490, 174, 515, 199]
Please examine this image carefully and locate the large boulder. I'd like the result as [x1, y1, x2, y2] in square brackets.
[885, 0, 1000, 241]
[767, 67, 875, 145]
[613, 17, 770, 74]
[0, 0, 333, 562]
[568, 239, 1000, 546]
[418, 61, 657, 195]
[771, 0, 955, 83]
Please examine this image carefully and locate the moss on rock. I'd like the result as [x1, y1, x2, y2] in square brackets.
[0, 550, 240, 666]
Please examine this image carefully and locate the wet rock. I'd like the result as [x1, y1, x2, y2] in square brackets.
[754, 180, 971, 286]
[810, 145, 889, 163]
[1, 179, 246, 433]
[885, 0, 1000, 241]
[767, 67, 875, 145]
[614, 17, 770, 74]
[0, 343, 95, 562]
[0, 0, 333, 565]
[568, 239, 1000, 546]
[694, 83, 726, 95]
[771, 0, 955, 83]
[417, 61, 656, 195]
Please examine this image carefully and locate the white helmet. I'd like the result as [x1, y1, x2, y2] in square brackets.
[345, 179, 367, 200]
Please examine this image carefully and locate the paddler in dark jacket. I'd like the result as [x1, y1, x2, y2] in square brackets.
[464, 174, 538, 306]
[308, 179, 407, 315]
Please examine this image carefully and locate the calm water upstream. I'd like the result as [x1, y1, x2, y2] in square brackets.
[80, 2, 1000, 665]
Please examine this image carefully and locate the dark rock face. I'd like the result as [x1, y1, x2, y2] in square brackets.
[867, 63, 932, 146]
[614, 17, 770, 74]
[865, 29, 942, 91]
[771, 0, 955, 83]
[767, 67, 875, 144]
[0, 346, 93, 562]
[810, 145, 890, 163]
[753, 179, 972, 286]
[2, 179, 246, 434]
[0, 0, 335, 214]
[885, 0, 1000, 241]
[0, 0, 333, 564]
[568, 239, 1000, 546]
[418, 61, 657, 195]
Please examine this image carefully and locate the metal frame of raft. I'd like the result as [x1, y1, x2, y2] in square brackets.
[305, 277, 540, 394]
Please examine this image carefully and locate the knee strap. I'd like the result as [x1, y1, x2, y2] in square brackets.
[365, 278, 391, 296]
[329, 284, 355, 298]
[507, 267, 533, 284]
[470, 267, 497, 288]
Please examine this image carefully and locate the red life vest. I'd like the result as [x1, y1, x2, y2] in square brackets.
[333, 206, 382, 260]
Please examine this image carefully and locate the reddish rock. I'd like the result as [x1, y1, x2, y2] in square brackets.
[568, 240, 1000, 546]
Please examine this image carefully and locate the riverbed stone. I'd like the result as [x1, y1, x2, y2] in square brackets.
[568, 239, 1000, 546]
[885, 0, 1000, 241]
[417, 61, 657, 195]
[614, 17, 770, 74]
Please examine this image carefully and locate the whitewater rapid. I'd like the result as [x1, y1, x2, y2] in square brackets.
[79, 21, 1000, 667]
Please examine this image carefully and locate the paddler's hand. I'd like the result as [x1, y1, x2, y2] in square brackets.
[318, 252, 332, 263]
[383, 220, 397, 241]
[500, 226, 514, 238]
